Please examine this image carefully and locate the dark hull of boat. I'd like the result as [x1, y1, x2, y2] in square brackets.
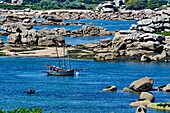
[46, 69, 74, 76]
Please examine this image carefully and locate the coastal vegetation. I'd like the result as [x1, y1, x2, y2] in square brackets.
[0, 108, 43, 113]
[156, 32, 170, 36]
[0, 0, 169, 10]
[125, 0, 168, 9]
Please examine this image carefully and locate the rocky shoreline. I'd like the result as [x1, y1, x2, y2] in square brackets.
[0, 8, 168, 20]
[0, 8, 169, 62]
[0, 8, 170, 113]
[103, 77, 170, 112]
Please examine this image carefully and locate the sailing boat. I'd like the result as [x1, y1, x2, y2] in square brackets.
[46, 38, 74, 76]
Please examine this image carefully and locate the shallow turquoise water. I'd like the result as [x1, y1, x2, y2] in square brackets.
[0, 57, 169, 113]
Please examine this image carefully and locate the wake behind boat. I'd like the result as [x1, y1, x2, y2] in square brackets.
[46, 36, 74, 76]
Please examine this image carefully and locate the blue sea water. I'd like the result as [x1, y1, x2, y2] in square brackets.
[65, 35, 114, 46]
[33, 19, 137, 31]
[2, 19, 136, 45]
[1, 19, 169, 113]
[63, 19, 137, 31]
[0, 35, 7, 43]
[33, 19, 136, 46]
[0, 57, 169, 113]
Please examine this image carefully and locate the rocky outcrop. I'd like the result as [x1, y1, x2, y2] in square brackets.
[37, 25, 113, 37]
[37, 28, 71, 36]
[136, 105, 146, 113]
[129, 77, 154, 92]
[43, 15, 62, 23]
[130, 91, 154, 107]
[94, 30, 170, 62]
[7, 30, 64, 46]
[103, 86, 117, 92]
[162, 84, 170, 92]
[38, 35, 64, 47]
[0, 8, 170, 22]
[71, 25, 113, 36]
[140, 92, 154, 102]
[131, 10, 170, 33]
[1, 23, 33, 33]
[130, 99, 151, 107]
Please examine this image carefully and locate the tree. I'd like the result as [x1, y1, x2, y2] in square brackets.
[125, 0, 147, 10]
[39, 0, 59, 9]
[146, 0, 159, 9]
[146, 0, 167, 9]
[61, 0, 85, 9]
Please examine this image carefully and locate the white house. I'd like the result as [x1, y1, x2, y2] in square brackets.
[11, 0, 23, 5]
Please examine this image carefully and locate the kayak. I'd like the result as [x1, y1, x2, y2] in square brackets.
[148, 102, 170, 111]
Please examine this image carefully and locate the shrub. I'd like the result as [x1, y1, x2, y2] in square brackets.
[0, 108, 43, 113]
[155, 32, 170, 36]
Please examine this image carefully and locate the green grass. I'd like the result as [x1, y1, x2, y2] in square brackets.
[155, 32, 170, 36]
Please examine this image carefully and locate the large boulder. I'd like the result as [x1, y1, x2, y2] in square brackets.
[7, 33, 22, 44]
[162, 84, 170, 92]
[44, 15, 62, 22]
[71, 25, 112, 36]
[137, 14, 170, 33]
[52, 28, 70, 36]
[136, 105, 147, 113]
[99, 38, 112, 48]
[139, 33, 165, 42]
[140, 92, 154, 102]
[130, 99, 151, 107]
[140, 54, 151, 62]
[21, 29, 39, 44]
[23, 18, 32, 23]
[103, 86, 117, 92]
[38, 35, 64, 47]
[7, 29, 39, 44]
[94, 52, 117, 61]
[38, 28, 70, 36]
[1, 23, 33, 33]
[137, 19, 152, 26]
[129, 77, 154, 92]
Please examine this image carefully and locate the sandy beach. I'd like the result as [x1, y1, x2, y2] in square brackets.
[0, 45, 74, 57]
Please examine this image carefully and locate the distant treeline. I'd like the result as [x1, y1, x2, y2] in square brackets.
[1, 0, 170, 10]
[125, 0, 169, 10]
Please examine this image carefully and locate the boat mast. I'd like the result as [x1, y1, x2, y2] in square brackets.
[55, 43, 60, 67]
[67, 47, 71, 69]
[63, 44, 66, 69]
